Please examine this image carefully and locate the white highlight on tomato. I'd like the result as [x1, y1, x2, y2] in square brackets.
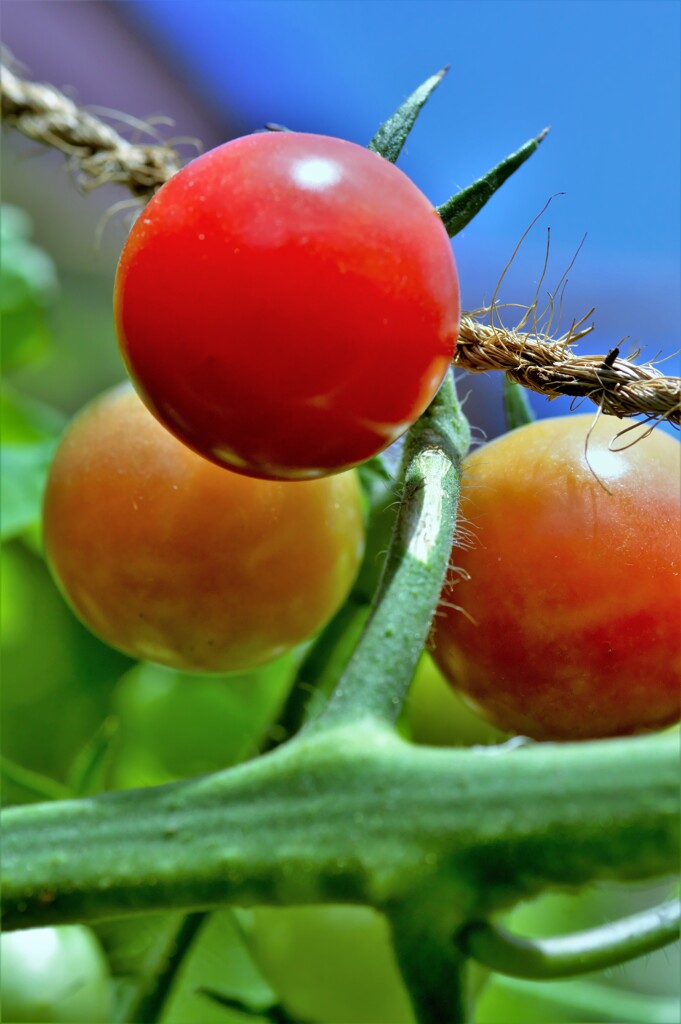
[584, 446, 628, 483]
[292, 157, 342, 190]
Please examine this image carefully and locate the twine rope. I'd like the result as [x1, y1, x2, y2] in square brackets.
[2, 59, 679, 426]
[458, 312, 680, 427]
[0, 61, 181, 195]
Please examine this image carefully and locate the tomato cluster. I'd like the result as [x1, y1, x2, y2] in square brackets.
[44, 130, 681, 745]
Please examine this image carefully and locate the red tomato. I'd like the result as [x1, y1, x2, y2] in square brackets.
[43, 384, 364, 672]
[431, 415, 681, 740]
[114, 132, 459, 480]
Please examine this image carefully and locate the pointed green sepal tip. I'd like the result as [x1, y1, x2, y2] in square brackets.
[438, 127, 551, 238]
[368, 67, 450, 164]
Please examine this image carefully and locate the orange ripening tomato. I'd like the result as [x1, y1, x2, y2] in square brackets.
[43, 384, 364, 673]
[430, 415, 681, 740]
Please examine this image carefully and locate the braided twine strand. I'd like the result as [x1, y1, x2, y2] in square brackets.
[458, 313, 680, 427]
[2, 60, 679, 426]
[0, 61, 181, 195]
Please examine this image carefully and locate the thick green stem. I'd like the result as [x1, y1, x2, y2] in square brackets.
[390, 899, 469, 1024]
[462, 899, 681, 980]
[2, 729, 677, 930]
[307, 372, 469, 733]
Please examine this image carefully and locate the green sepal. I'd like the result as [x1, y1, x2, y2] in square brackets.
[368, 67, 449, 164]
[437, 128, 549, 237]
[503, 377, 536, 430]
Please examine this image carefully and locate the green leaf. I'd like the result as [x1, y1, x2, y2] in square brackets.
[1, 204, 59, 371]
[1, 307, 53, 371]
[1, 382, 66, 443]
[368, 67, 449, 164]
[161, 910, 276, 1024]
[0, 439, 58, 541]
[0, 384, 65, 541]
[437, 128, 549, 237]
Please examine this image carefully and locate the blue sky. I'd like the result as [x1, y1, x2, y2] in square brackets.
[125, 0, 680, 421]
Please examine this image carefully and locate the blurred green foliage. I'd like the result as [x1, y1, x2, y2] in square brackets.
[1, 384, 64, 541]
[1, 205, 58, 373]
[111, 656, 297, 790]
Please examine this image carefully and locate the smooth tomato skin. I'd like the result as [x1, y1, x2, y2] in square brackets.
[431, 415, 681, 740]
[43, 384, 364, 672]
[115, 132, 459, 480]
[0, 925, 111, 1023]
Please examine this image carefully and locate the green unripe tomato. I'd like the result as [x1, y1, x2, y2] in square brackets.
[241, 905, 414, 1024]
[406, 654, 504, 747]
[0, 925, 111, 1023]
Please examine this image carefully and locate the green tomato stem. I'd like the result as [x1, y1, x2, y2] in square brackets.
[461, 898, 681, 980]
[2, 729, 677, 930]
[437, 128, 549, 238]
[502, 377, 536, 429]
[389, 899, 469, 1024]
[305, 371, 469, 734]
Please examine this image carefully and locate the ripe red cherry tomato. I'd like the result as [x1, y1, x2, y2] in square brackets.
[43, 384, 364, 672]
[114, 132, 459, 480]
[430, 415, 681, 740]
